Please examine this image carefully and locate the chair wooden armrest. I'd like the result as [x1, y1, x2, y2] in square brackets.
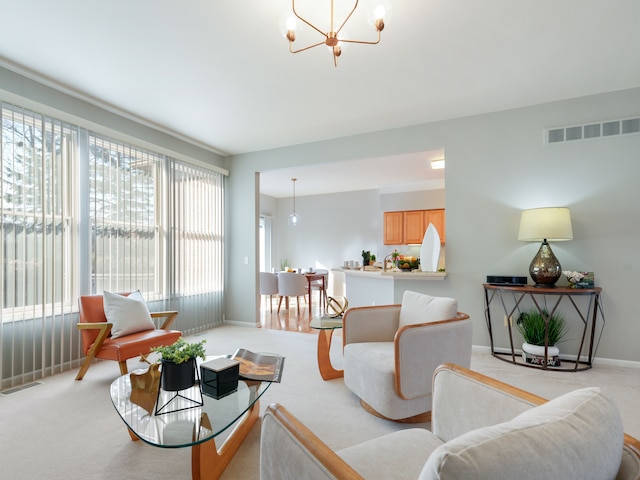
[75, 322, 113, 380]
[150, 310, 178, 329]
[624, 433, 640, 457]
[261, 403, 364, 480]
[343, 304, 400, 345]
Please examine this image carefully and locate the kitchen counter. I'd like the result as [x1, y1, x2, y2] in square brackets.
[339, 267, 446, 279]
[335, 268, 447, 307]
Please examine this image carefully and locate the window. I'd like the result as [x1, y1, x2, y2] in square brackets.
[1, 103, 76, 316]
[169, 160, 224, 296]
[1, 100, 225, 387]
[88, 134, 161, 297]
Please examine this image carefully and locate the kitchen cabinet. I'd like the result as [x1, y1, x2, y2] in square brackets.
[384, 209, 445, 245]
[404, 211, 426, 244]
[425, 209, 445, 244]
[383, 212, 404, 245]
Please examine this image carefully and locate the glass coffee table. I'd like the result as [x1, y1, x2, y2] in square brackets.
[310, 315, 343, 380]
[110, 359, 271, 480]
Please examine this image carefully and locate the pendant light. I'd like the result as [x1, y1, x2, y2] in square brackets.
[288, 178, 299, 226]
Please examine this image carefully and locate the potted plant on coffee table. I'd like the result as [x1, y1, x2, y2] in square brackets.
[516, 308, 567, 367]
[152, 337, 207, 391]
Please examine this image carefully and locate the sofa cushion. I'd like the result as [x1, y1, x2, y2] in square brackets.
[420, 387, 624, 480]
[399, 291, 457, 328]
[338, 429, 443, 480]
[104, 290, 155, 339]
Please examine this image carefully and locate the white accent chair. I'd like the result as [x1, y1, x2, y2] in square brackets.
[277, 272, 309, 313]
[260, 364, 640, 480]
[260, 272, 279, 312]
[343, 291, 472, 421]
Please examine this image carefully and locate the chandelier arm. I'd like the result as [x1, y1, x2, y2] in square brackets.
[289, 40, 327, 54]
[292, 0, 328, 38]
[338, 31, 382, 46]
[334, 0, 359, 36]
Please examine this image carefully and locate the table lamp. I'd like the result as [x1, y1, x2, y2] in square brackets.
[518, 207, 573, 287]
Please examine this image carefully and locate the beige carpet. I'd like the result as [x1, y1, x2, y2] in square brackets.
[1, 325, 638, 480]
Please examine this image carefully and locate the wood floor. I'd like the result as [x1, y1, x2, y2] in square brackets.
[259, 292, 324, 333]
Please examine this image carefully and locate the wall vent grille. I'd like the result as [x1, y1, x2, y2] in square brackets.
[0, 381, 42, 396]
[545, 116, 640, 145]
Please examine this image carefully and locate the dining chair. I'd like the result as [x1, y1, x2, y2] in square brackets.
[260, 272, 279, 313]
[309, 269, 329, 312]
[277, 272, 309, 313]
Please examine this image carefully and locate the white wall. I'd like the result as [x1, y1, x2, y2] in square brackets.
[228, 87, 640, 363]
[264, 188, 445, 270]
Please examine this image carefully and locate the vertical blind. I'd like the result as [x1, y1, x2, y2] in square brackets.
[88, 134, 161, 297]
[168, 160, 224, 333]
[1, 103, 77, 385]
[1, 101, 225, 389]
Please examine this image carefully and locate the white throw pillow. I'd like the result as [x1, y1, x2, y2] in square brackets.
[420, 387, 624, 480]
[104, 290, 155, 339]
[399, 291, 457, 328]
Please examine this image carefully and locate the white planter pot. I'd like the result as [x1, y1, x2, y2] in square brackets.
[522, 342, 560, 357]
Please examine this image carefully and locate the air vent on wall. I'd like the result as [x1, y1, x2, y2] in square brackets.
[0, 381, 42, 396]
[545, 116, 640, 145]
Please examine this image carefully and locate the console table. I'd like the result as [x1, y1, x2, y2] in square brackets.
[483, 284, 605, 371]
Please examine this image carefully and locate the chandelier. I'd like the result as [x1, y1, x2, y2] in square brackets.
[288, 178, 299, 226]
[280, 0, 392, 67]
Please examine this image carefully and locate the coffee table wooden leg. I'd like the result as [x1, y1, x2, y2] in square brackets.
[317, 329, 343, 380]
[191, 400, 260, 480]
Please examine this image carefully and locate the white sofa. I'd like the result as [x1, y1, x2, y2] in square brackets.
[260, 363, 640, 480]
[342, 291, 472, 421]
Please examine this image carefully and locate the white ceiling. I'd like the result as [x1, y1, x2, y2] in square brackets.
[1, 1, 639, 197]
[260, 149, 445, 198]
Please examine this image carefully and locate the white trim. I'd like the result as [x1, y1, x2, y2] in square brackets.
[472, 345, 640, 370]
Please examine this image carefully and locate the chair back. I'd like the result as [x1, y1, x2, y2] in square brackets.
[78, 293, 131, 354]
[260, 272, 278, 295]
[277, 272, 308, 297]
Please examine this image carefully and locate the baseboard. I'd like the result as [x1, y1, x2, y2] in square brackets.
[472, 345, 640, 369]
[223, 319, 260, 328]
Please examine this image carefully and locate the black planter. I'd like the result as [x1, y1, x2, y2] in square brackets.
[161, 358, 196, 391]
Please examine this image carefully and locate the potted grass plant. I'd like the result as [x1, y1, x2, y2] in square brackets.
[516, 308, 567, 366]
[152, 337, 207, 391]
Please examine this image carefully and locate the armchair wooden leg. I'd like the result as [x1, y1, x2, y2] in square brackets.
[118, 360, 128, 375]
[75, 355, 96, 380]
[277, 296, 284, 313]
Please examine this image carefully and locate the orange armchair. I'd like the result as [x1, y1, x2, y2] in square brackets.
[75, 293, 181, 380]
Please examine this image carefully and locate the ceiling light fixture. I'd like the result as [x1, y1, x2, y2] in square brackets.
[288, 178, 299, 226]
[431, 159, 445, 169]
[280, 0, 392, 67]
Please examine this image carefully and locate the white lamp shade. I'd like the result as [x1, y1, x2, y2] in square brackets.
[518, 207, 573, 242]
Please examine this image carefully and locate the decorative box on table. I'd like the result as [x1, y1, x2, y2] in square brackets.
[522, 351, 561, 367]
[200, 357, 240, 399]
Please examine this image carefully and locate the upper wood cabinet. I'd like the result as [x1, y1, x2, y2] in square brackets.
[383, 209, 445, 245]
[383, 211, 404, 245]
[425, 209, 445, 244]
[403, 210, 426, 244]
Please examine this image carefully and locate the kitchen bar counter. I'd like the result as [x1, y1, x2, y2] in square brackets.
[335, 268, 447, 307]
[339, 268, 446, 279]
